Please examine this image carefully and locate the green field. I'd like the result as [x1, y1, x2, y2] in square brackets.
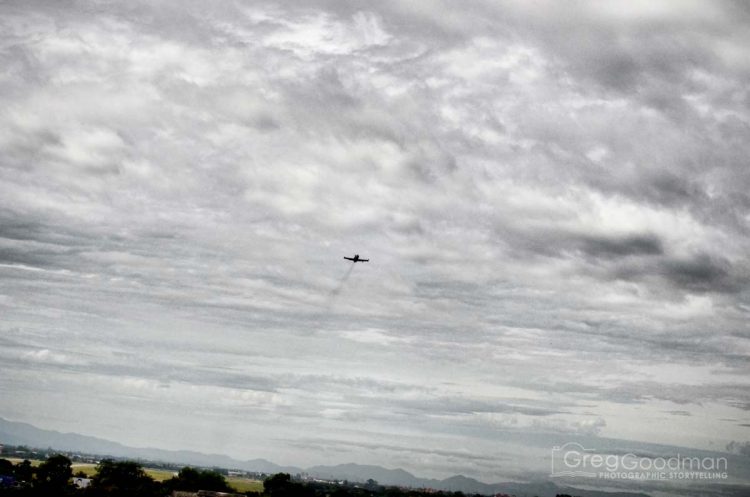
[6, 459, 262, 492]
[226, 477, 264, 493]
[70, 463, 178, 481]
[71, 463, 97, 477]
[144, 468, 179, 482]
[6, 458, 42, 466]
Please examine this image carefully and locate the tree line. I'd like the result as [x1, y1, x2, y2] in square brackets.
[0, 455, 576, 497]
[0, 456, 238, 497]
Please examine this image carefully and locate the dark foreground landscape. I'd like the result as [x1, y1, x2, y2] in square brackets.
[0, 448, 647, 497]
[3, 419, 750, 497]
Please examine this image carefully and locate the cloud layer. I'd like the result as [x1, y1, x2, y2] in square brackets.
[1, 0, 749, 486]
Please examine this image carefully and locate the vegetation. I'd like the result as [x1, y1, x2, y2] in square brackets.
[0, 456, 237, 496]
[163, 466, 234, 494]
[0, 456, 496, 497]
[227, 478, 264, 493]
[89, 459, 162, 497]
[0, 454, 578, 497]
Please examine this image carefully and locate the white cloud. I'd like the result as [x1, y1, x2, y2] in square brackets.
[0, 0, 749, 489]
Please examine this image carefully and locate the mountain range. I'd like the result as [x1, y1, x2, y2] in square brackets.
[0, 417, 652, 497]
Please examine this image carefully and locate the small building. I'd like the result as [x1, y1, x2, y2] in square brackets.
[72, 477, 92, 489]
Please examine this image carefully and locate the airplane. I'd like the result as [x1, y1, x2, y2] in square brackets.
[344, 254, 369, 263]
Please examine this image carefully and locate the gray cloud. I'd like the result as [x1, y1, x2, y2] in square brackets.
[1, 0, 749, 489]
[726, 441, 750, 457]
[580, 233, 664, 258]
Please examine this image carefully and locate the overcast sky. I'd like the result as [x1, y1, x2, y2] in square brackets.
[1, 0, 749, 488]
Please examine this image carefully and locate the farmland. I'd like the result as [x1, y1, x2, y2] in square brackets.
[5, 458, 263, 493]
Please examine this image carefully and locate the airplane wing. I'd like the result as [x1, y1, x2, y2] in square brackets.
[360, 259, 369, 262]
[344, 257, 355, 261]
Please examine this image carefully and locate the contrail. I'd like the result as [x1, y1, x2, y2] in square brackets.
[329, 263, 355, 299]
[310, 264, 356, 334]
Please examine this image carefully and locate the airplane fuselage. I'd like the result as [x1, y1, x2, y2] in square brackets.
[344, 254, 369, 262]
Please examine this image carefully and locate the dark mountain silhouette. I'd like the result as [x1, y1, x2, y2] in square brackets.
[305, 464, 651, 497]
[0, 417, 654, 497]
[307, 464, 418, 487]
[0, 417, 301, 474]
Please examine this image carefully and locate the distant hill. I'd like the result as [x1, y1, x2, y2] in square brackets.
[306, 463, 651, 497]
[0, 417, 301, 474]
[307, 463, 419, 487]
[0, 417, 653, 497]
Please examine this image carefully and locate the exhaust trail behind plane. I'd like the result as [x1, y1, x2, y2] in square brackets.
[329, 263, 355, 298]
[313, 256, 368, 332]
